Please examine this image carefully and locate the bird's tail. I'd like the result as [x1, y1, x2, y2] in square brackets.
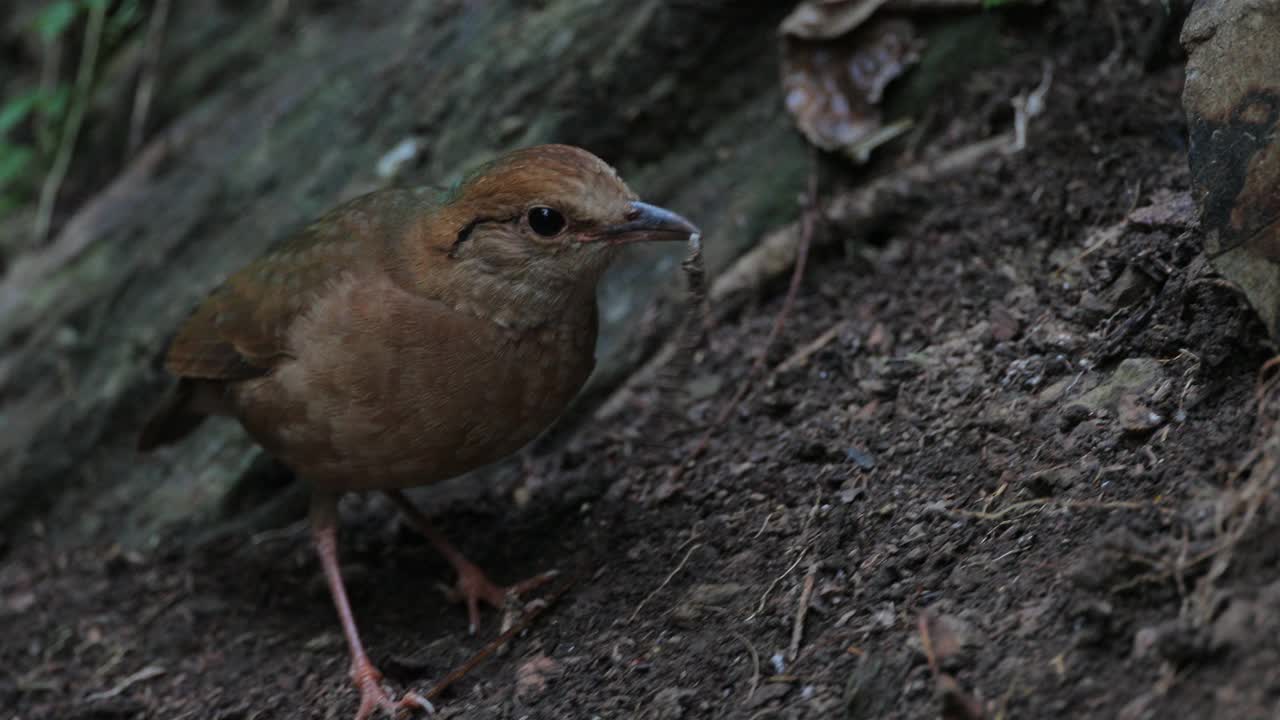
[137, 379, 209, 451]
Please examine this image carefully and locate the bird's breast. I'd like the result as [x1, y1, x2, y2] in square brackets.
[231, 274, 598, 490]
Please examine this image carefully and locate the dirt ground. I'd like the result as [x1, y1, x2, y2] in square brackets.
[4, 6, 1280, 720]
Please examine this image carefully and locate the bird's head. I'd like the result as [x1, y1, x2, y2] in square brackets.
[404, 144, 699, 327]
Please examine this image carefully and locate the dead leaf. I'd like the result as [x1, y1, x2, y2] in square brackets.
[781, 16, 921, 160]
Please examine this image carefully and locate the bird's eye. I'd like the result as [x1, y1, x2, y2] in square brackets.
[527, 206, 566, 237]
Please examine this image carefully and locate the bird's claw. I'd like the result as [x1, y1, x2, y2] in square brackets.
[444, 565, 559, 634]
[352, 664, 433, 720]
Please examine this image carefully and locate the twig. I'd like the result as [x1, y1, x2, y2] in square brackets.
[788, 561, 818, 661]
[128, 0, 171, 155]
[732, 632, 761, 703]
[775, 321, 850, 375]
[628, 541, 701, 623]
[1011, 60, 1053, 152]
[950, 497, 1147, 521]
[425, 573, 576, 701]
[748, 546, 809, 622]
[33, 0, 107, 245]
[84, 665, 165, 702]
[651, 233, 709, 432]
[754, 511, 775, 539]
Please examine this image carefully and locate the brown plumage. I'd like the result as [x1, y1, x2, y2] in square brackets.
[139, 144, 699, 719]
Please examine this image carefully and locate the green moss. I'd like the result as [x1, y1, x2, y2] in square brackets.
[886, 14, 1007, 121]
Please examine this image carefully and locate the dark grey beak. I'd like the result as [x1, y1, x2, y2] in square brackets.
[594, 201, 700, 244]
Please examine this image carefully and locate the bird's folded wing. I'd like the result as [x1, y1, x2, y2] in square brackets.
[163, 191, 415, 381]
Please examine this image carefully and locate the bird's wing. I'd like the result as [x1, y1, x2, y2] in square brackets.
[163, 189, 431, 381]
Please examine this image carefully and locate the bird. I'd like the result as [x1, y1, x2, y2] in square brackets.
[137, 144, 700, 719]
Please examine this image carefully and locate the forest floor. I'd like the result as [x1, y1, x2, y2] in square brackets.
[4, 6, 1280, 720]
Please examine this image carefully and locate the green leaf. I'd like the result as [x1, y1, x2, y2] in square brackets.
[0, 91, 41, 136]
[34, 0, 80, 42]
[0, 144, 35, 187]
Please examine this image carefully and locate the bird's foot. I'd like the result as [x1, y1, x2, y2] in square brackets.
[350, 662, 433, 720]
[445, 562, 559, 634]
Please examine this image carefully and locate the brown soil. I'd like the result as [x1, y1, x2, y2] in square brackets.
[4, 6, 1279, 720]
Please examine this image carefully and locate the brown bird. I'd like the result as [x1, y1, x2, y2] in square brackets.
[138, 144, 699, 718]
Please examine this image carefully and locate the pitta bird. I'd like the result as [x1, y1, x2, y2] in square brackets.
[139, 144, 699, 718]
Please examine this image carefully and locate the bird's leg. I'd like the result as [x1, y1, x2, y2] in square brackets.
[311, 493, 433, 720]
[384, 489, 557, 634]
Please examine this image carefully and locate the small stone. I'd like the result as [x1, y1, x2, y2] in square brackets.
[989, 306, 1021, 342]
[845, 446, 875, 469]
[685, 374, 723, 400]
[1072, 358, 1166, 416]
[1132, 626, 1160, 659]
[1117, 394, 1165, 433]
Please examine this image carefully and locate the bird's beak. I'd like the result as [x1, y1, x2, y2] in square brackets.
[591, 201, 700, 244]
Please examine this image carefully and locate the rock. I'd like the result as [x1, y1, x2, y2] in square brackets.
[1182, 0, 1280, 338]
[1064, 358, 1166, 422]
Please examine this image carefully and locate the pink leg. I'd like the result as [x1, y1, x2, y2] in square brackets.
[311, 493, 433, 719]
[384, 490, 557, 634]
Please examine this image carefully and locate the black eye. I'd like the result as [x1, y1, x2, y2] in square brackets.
[527, 206, 566, 237]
